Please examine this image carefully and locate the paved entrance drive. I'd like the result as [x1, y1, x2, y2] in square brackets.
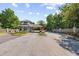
[0, 33, 76, 56]
[0, 33, 18, 44]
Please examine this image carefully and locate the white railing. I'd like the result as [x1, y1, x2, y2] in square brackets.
[52, 28, 79, 33]
[0, 28, 19, 33]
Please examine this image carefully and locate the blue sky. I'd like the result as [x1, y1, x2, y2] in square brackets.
[0, 3, 64, 23]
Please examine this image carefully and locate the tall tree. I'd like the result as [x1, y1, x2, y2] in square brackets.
[0, 13, 1, 21]
[46, 13, 62, 31]
[46, 14, 54, 31]
[60, 3, 79, 28]
[0, 8, 20, 29]
[52, 13, 62, 29]
[37, 20, 46, 27]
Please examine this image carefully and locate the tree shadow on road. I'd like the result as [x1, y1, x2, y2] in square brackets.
[56, 34, 79, 56]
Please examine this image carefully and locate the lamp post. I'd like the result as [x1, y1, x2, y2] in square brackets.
[73, 23, 76, 33]
[73, 17, 77, 33]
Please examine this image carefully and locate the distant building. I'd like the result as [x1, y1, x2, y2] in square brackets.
[19, 20, 43, 32]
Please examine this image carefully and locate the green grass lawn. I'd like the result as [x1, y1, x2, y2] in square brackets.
[0, 32, 6, 36]
[11, 31, 28, 36]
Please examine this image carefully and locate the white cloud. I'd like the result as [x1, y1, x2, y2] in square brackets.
[51, 10, 61, 15]
[25, 3, 30, 8]
[52, 13, 55, 15]
[29, 12, 33, 15]
[56, 10, 61, 14]
[40, 3, 64, 7]
[46, 6, 53, 10]
[40, 3, 56, 10]
[36, 12, 40, 15]
[12, 3, 18, 7]
[44, 14, 48, 17]
[40, 3, 63, 10]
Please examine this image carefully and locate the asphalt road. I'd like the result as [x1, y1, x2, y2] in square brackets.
[0, 32, 76, 56]
[0, 33, 18, 44]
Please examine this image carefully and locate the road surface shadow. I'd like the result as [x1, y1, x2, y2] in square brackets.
[56, 34, 79, 56]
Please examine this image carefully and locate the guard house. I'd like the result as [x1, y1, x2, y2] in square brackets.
[19, 20, 44, 32]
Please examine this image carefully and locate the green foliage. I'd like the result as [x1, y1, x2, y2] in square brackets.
[46, 14, 53, 31]
[37, 20, 46, 26]
[46, 3, 79, 31]
[60, 3, 79, 28]
[46, 14, 62, 31]
[0, 8, 20, 29]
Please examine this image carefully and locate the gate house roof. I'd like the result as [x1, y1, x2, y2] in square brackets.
[19, 20, 43, 28]
[19, 24, 42, 28]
